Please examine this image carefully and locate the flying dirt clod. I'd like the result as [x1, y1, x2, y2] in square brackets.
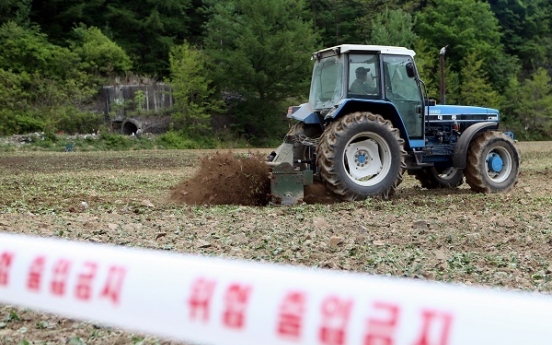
[169, 151, 338, 206]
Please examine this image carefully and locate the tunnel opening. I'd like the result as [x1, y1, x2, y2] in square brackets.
[122, 119, 140, 135]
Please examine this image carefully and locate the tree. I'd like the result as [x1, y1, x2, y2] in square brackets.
[0, 0, 30, 26]
[516, 69, 552, 137]
[306, 0, 365, 47]
[70, 25, 132, 76]
[368, 8, 418, 47]
[204, 0, 318, 143]
[0, 22, 79, 80]
[415, 0, 517, 93]
[458, 52, 500, 108]
[487, 0, 552, 77]
[169, 42, 222, 135]
[30, 0, 192, 76]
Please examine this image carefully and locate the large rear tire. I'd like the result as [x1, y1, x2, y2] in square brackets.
[464, 131, 520, 193]
[317, 112, 406, 200]
[414, 167, 464, 189]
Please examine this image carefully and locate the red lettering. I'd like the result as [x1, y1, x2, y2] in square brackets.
[364, 302, 400, 345]
[50, 259, 71, 296]
[27, 256, 46, 292]
[0, 252, 14, 286]
[222, 283, 252, 329]
[276, 291, 306, 340]
[188, 278, 216, 322]
[412, 310, 453, 345]
[75, 262, 98, 301]
[319, 296, 353, 345]
[100, 266, 126, 305]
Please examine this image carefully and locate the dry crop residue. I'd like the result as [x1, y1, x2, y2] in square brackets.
[1, 143, 552, 344]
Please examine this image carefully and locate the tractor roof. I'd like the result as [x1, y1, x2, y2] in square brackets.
[314, 44, 416, 57]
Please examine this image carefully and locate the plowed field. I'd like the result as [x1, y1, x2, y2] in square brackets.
[0, 142, 551, 344]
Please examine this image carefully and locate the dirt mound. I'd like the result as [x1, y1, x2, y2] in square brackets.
[304, 181, 341, 204]
[169, 151, 341, 206]
[169, 151, 271, 206]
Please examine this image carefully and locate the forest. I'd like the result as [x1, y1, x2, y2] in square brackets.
[0, 0, 551, 144]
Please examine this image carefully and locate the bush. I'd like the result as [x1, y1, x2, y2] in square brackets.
[157, 131, 215, 149]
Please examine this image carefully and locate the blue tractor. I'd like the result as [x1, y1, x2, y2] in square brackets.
[267, 44, 520, 204]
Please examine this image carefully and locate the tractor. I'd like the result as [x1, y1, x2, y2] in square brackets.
[267, 44, 521, 204]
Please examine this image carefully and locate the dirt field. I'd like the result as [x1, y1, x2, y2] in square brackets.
[1, 142, 552, 344]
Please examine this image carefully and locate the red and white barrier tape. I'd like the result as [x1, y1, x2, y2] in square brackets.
[0, 232, 551, 345]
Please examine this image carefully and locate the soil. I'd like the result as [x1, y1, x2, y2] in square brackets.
[169, 152, 271, 206]
[0, 142, 551, 344]
[169, 151, 339, 206]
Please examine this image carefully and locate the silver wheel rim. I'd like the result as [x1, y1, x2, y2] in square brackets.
[434, 167, 458, 181]
[485, 146, 512, 183]
[343, 132, 392, 187]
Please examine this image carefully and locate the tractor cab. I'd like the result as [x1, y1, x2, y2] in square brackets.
[299, 44, 425, 141]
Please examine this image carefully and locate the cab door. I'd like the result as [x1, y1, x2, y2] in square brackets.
[382, 55, 424, 138]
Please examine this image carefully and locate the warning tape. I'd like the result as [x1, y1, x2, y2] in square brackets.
[1, 232, 552, 344]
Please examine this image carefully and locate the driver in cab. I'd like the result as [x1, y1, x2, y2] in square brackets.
[349, 67, 375, 95]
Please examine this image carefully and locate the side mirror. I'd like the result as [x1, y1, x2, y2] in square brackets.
[406, 62, 416, 78]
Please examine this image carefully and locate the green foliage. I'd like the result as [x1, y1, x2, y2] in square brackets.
[489, 0, 552, 77]
[0, 0, 30, 26]
[98, 132, 135, 150]
[415, 0, 514, 92]
[157, 130, 215, 149]
[0, 22, 80, 79]
[307, 0, 365, 46]
[169, 42, 221, 136]
[514, 69, 552, 137]
[367, 8, 418, 47]
[70, 25, 132, 75]
[134, 90, 146, 113]
[204, 0, 317, 143]
[412, 38, 438, 98]
[458, 52, 500, 108]
[30, 0, 193, 76]
[44, 107, 104, 135]
[0, 68, 29, 110]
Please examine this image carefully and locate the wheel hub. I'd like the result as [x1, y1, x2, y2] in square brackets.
[354, 150, 372, 167]
[487, 153, 503, 173]
[344, 139, 383, 181]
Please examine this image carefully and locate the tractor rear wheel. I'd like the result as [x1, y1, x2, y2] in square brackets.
[464, 131, 520, 193]
[414, 167, 464, 189]
[317, 112, 406, 200]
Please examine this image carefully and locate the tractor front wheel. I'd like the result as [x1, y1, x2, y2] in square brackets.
[464, 131, 520, 193]
[317, 112, 406, 200]
[414, 167, 464, 189]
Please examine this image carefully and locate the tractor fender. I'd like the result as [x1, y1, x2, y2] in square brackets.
[324, 99, 409, 147]
[453, 122, 499, 169]
[288, 103, 320, 124]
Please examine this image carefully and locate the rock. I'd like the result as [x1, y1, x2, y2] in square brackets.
[329, 236, 343, 248]
[434, 249, 447, 261]
[80, 201, 89, 210]
[197, 240, 212, 248]
[141, 199, 154, 208]
[230, 233, 249, 245]
[107, 223, 119, 231]
[413, 220, 429, 230]
[313, 217, 330, 230]
[494, 271, 509, 280]
[424, 271, 436, 280]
